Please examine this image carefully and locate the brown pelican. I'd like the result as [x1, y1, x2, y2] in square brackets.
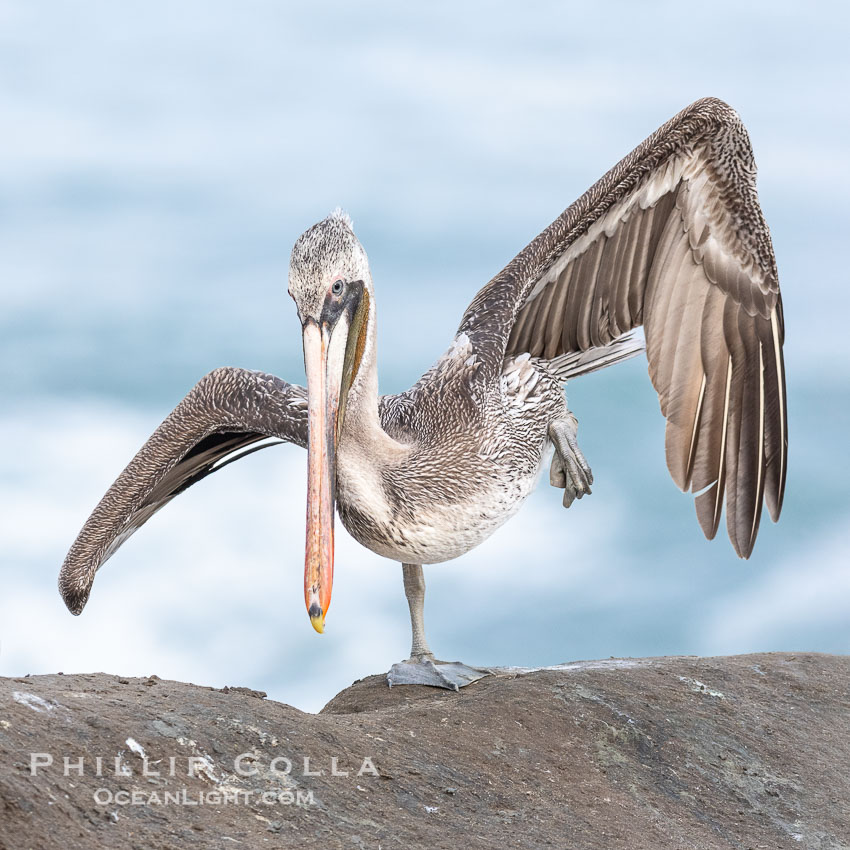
[59, 98, 787, 690]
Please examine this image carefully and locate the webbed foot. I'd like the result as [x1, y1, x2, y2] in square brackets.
[549, 413, 593, 508]
[387, 657, 491, 691]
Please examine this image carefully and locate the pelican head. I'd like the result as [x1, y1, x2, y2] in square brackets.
[288, 209, 372, 634]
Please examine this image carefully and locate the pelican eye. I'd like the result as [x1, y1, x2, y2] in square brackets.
[331, 279, 344, 295]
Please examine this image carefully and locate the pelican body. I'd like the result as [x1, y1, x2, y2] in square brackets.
[59, 99, 787, 689]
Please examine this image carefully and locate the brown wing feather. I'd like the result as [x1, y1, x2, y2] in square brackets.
[460, 98, 787, 558]
[58, 368, 307, 614]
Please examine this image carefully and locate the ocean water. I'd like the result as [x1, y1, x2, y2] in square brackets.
[1, 1, 848, 712]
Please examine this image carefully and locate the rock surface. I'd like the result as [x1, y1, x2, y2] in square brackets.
[1, 653, 849, 849]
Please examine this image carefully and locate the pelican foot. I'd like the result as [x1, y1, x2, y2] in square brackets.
[549, 414, 593, 509]
[387, 658, 491, 691]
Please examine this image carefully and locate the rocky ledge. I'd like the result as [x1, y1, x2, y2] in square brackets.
[1, 653, 849, 849]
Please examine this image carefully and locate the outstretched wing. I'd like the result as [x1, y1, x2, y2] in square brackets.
[458, 98, 786, 558]
[59, 367, 308, 613]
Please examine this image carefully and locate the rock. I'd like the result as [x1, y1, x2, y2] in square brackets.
[1, 653, 849, 849]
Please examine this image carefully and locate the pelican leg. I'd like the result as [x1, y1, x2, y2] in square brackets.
[549, 413, 593, 508]
[402, 562, 433, 659]
[387, 564, 490, 691]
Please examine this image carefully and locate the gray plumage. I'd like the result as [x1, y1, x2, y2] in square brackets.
[59, 98, 787, 626]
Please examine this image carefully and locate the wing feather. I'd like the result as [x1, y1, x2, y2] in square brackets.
[575, 236, 606, 350]
[608, 209, 642, 336]
[627, 201, 658, 323]
[528, 263, 562, 356]
[544, 264, 574, 359]
[663, 263, 711, 491]
[762, 306, 787, 521]
[691, 285, 729, 495]
[695, 355, 732, 540]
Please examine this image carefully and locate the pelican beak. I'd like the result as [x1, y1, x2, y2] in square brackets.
[302, 317, 346, 634]
[300, 282, 369, 634]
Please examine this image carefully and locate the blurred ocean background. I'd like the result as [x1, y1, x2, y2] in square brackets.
[1, 1, 848, 712]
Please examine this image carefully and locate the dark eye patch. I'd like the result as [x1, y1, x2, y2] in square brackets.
[320, 279, 363, 327]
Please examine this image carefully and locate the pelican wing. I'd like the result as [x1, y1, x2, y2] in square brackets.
[459, 98, 786, 558]
[59, 367, 307, 613]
